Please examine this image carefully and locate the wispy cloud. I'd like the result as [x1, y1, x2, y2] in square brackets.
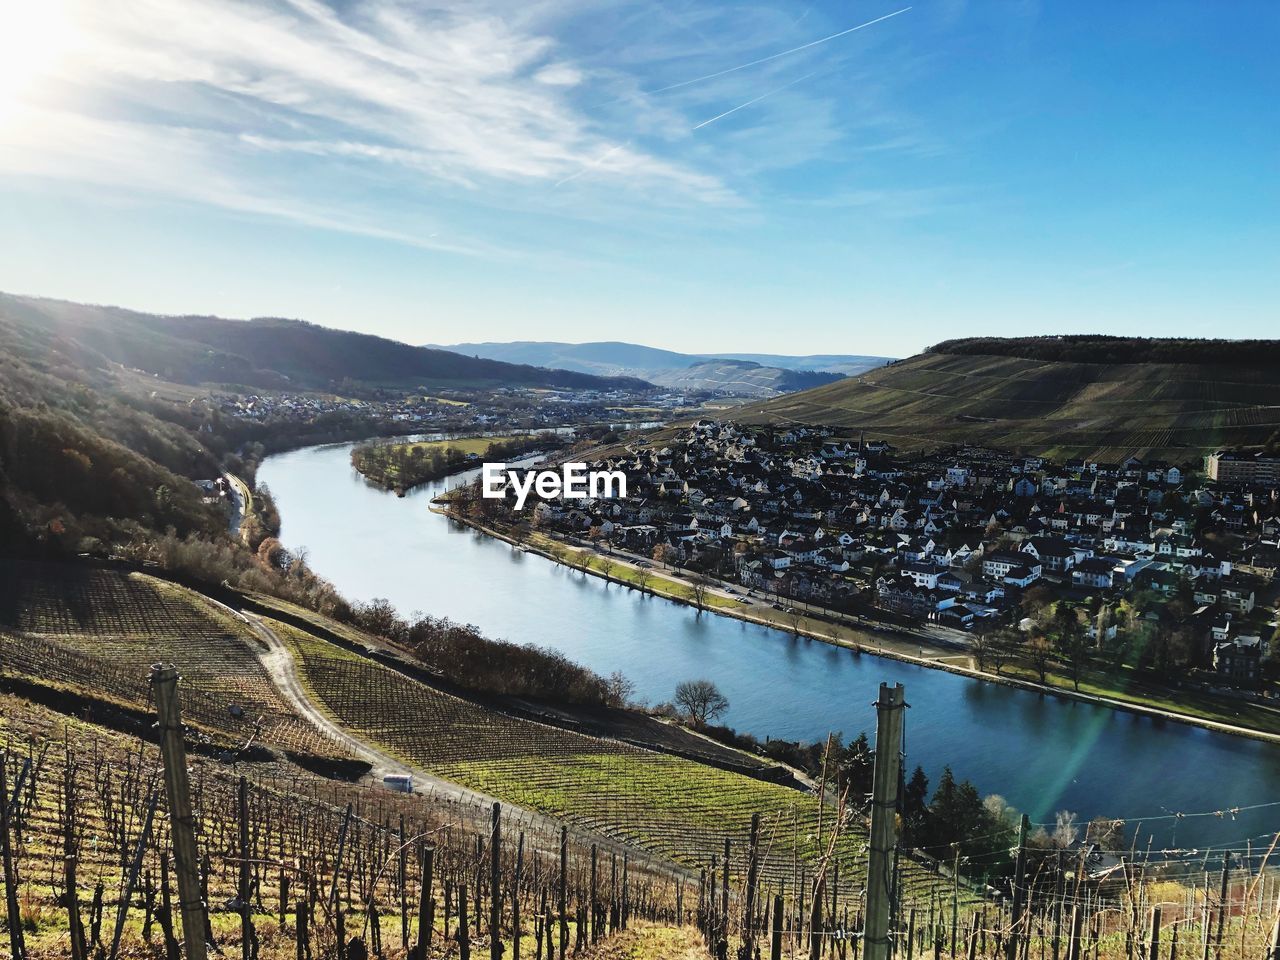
[0, 0, 936, 258]
[1, 0, 736, 248]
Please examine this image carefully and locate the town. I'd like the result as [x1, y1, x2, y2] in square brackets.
[485, 420, 1280, 694]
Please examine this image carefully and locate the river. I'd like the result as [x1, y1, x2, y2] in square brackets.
[260, 441, 1280, 852]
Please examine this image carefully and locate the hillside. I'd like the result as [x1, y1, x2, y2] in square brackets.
[1, 292, 649, 392]
[738, 336, 1280, 460]
[646, 358, 841, 395]
[437, 339, 891, 395]
[0, 558, 972, 923]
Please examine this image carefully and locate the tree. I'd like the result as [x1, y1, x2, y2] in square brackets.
[673, 679, 729, 727]
[835, 732, 875, 805]
[1052, 603, 1090, 691]
[598, 556, 615, 586]
[634, 567, 652, 596]
[604, 671, 636, 708]
[902, 766, 931, 846]
[971, 629, 992, 672]
[989, 628, 1022, 675]
[1026, 634, 1053, 685]
[652, 543, 671, 568]
[689, 578, 709, 615]
[788, 607, 805, 636]
[1020, 584, 1055, 622]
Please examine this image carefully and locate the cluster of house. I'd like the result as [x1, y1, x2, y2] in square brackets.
[201, 386, 666, 430]
[515, 421, 1278, 688]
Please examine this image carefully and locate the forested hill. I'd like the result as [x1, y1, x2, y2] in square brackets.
[739, 337, 1280, 460]
[930, 335, 1280, 367]
[0, 293, 650, 391]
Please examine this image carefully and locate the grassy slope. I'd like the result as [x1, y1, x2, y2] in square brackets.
[737, 351, 1280, 459]
[275, 607, 972, 907]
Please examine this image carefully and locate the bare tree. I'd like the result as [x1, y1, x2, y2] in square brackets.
[604, 671, 636, 708]
[689, 578, 708, 615]
[787, 607, 804, 637]
[573, 549, 592, 577]
[971, 629, 991, 672]
[599, 557, 616, 586]
[673, 679, 729, 727]
[634, 567, 652, 596]
[989, 627, 1021, 675]
[1026, 634, 1053, 685]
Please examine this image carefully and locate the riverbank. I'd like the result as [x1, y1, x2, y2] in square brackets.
[351, 434, 560, 495]
[439, 504, 1280, 746]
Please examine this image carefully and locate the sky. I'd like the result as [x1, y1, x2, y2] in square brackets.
[0, 0, 1276, 358]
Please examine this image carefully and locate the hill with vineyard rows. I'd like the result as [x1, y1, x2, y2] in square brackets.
[0, 559, 980, 934]
[737, 336, 1280, 460]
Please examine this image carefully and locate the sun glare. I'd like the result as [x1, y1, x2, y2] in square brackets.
[0, 0, 78, 124]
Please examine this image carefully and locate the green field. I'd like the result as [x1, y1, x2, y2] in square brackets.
[397, 435, 520, 456]
[738, 350, 1280, 459]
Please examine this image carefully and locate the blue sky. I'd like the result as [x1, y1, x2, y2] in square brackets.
[0, 0, 1276, 358]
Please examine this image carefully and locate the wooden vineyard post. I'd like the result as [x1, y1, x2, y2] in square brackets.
[590, 844, 599, 946]
[459, 884, 472, 960]
[623, 853, 630, 931]
[1066, 905, 1083, 960]
[1147, 906, 1161, 960]
[865, 683, 906, 960]
[295, 900, 309, 960]
[513, 834, 524, 960]
[1213, 854, 1229, 960]
[150, 664, 209, 960]
[610, 853, 618, 934]
[238, 777, 255, 960]
[0, 756, 26, 960]
[744, 814, 762, 954]
[771, 893, 784, 960]
[417, 844, 435, 957]
[622, 855, 632, 931]
[491, 803, 503, 960]
[400, 814, 410, 952]
[1006, 815, 1030, 960]
[559, 826, 568, 960]
[721, 837, 731, 941]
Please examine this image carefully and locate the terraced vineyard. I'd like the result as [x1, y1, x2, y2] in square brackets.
[739, 350, 1280, 459]
[0, 559, 346, 760]
[0, 691, 686, 960]
[279, 619, 980, 912]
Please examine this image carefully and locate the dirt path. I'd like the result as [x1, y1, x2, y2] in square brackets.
[231, 608, 692, 869]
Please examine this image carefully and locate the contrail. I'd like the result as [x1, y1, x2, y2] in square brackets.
[554, 142, 628, 187]
[692, 70, 818, 130]
[650, 7, 910, 96]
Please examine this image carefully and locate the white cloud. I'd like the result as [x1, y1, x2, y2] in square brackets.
[1, 0, 735, 249]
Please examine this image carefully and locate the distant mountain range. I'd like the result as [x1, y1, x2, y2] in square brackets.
[738, 335, 1280, 460]
[0, 294, 646, 392]
[433, 341, 893, 396]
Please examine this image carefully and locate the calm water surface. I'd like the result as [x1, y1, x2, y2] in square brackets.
[260, 442, 1280, 850]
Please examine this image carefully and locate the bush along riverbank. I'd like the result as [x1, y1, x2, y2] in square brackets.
[351, 432, 567, 494]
